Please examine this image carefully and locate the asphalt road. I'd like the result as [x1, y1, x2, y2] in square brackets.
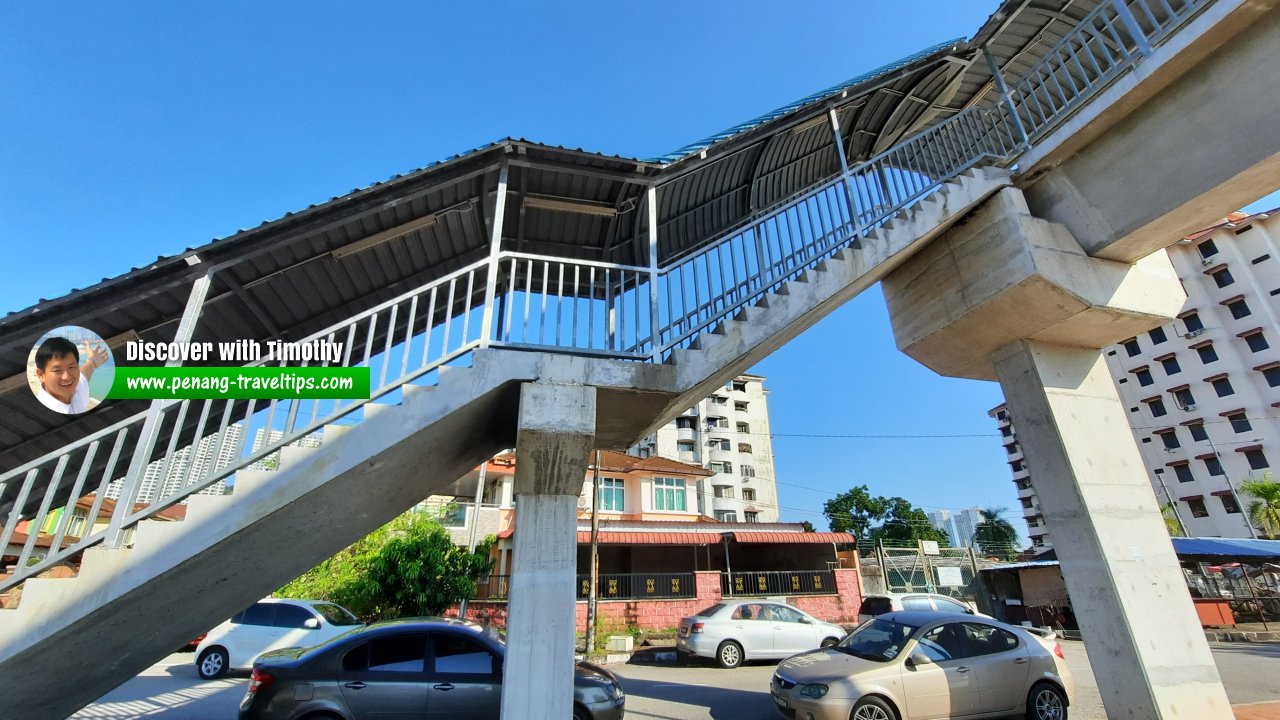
[70, 641, 1280, 720]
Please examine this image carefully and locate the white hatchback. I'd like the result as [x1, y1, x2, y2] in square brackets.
[676, 600, 848, 669]
[194, 598, 362, 679]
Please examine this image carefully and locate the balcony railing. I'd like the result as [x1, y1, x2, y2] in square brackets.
[578, 572, 697, 600]
[723, 570, 837, 597]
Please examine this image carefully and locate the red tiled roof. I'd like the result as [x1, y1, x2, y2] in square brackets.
[723, 531, 856, 545]
[573, 531, 719, 545]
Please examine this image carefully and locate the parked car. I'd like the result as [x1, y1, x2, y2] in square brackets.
[237, 617, 625, 720]
[770, 610, 1074, 720]
[857, 592, 987, 625]
[676, 600, 848, 669]
[195, 598, 363, 679]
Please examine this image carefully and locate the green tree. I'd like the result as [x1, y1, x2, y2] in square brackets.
[277, 508, 494, 621]
[823, 485, 948, 545]
[972, 508, 1019, 560]
[1241, 472, 1280, 539]
[800, 520, 816, 532]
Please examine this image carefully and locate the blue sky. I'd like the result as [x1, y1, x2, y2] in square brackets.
[3, 2, 1277, 539]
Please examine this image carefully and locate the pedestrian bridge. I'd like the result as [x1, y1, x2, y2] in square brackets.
[1, 1, 1277, 718]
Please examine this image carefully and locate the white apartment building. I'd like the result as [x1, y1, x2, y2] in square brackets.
[630, 374, 780, 523]
[992, 207, 1280, 545]
[250, 428, 324, 470]
[927, 508, 984, 549]
[105, 423, 243, 504]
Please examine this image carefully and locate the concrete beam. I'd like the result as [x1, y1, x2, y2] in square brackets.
[501, 382, 596, 720]
[993, 340, 1231, 720]
[883, 187, 1184, 380]
[1017, 0, 1280, 262]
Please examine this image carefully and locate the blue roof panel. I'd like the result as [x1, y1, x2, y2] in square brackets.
[1172, 537, 1280, 559]
[646, 38, 964, 165]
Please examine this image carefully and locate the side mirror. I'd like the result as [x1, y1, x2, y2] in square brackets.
[303, 618, 321, 629]
[906, 650, 933, 667]
[965, 608, 975, 615]
[799, 617, 812, 624]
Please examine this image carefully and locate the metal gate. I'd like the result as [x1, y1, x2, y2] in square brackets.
[878, 542, 983, 606]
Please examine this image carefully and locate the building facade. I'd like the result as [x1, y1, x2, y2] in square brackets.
[630, 374, 781, 523]
[993, 208, 1280, 545]
[105, 423, 243, 504]
[926, 508, 984, 549]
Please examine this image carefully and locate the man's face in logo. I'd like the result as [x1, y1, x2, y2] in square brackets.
[38, 352, 80, 403]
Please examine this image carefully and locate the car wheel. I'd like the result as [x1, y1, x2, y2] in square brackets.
[1026, 682, 1068, 720]
[820, 636, 840, 648]
[196, 646, 229, 679]
[716, 640, 744, 669]
[850, 696, 897, 720]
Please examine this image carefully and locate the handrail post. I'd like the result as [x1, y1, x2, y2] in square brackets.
[106, 265, 215, 547]
[479, 161, 510, 348]
[1110, 0, 1153, 57]
[984, 47, 1031, 150]
[828, 108, 863, 241]
[647, 185, 661, 361]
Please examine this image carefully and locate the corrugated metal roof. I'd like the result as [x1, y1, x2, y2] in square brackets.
[723, 531, 856, 545]
[1172, 537, 1280, 560]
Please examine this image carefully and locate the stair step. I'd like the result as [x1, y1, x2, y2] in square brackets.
[323, 422, 356, 441]
[401, 383, 434, 399]
[134, 517, 187, 547]
[181, 493, 229, 524]
[362, 402, 397, 420]
[230, 467, 277, 494]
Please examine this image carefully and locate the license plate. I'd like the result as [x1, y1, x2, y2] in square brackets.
[773, 693, 790, 709]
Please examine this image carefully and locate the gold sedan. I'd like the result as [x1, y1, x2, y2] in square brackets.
[770, 611, 1073, 720]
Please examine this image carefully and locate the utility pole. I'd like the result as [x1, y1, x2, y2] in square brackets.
[585, 450, 602, 654]
[458, 457, 491, 619]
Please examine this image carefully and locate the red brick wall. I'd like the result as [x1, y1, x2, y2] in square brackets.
[444, 568, 864, 632]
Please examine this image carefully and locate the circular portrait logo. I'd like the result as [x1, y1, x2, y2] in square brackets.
[27, 326, 115, 415]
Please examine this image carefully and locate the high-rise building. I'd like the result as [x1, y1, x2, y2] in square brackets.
[629, 374, 780, 522]
[993, 207, 1280, 545]
[926, 508, 984, 548]
[105, 424, 243, 504]
[250, 428, 324, 470]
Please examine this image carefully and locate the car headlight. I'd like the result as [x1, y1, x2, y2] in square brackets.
[609, 682, 625, 700]
[800, 683, 829, 699]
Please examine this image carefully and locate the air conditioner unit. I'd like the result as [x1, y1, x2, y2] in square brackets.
[1183, 329, 1204, 339]
[578, 496, 588, 508]
[1200, 257, 1214, 266]
[1185, 404, 1197, 411]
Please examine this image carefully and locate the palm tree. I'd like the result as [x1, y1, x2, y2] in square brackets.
[1241, 472, 1280, 539]
[973, 508, 1020, 560]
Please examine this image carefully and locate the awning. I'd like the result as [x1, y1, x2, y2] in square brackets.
[1172, 537, 1280, 560]
[576, 531, 719, 545]
[722, 531, 856, 545]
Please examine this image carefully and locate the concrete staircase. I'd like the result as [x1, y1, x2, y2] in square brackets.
[0, 165, 1011, 720]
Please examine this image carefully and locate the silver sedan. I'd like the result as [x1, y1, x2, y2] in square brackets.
[770, 610, 1074, 720]
[677, 600, 849, 669]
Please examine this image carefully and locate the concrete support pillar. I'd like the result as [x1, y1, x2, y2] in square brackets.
[882, 187, 1231, 719]
[993, 340, 1231, 719]
[500, 383, 595, 720]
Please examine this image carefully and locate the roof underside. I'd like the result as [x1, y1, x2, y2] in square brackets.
[1, 0, 1120, 473]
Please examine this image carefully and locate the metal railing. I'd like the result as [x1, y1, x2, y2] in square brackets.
[724, 570, 837, 597]
[578, 572, 697, 600]
[0, 0, 1214, 594]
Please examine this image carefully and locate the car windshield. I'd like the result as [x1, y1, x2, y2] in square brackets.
[312, 603, 362, 626]
[836, 618, 918, 662]
[694, 603, 726, 618]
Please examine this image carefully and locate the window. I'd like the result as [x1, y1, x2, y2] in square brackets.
[600, 478, 625, 511]
[1227, 413, 1252, 433]
[1211, 377, 1235, 397]
[341, 635, 427, 673]
[1245, 449, 1270, 471]
[313, 603, 361, 626]
[1135, 368, 1154, 386]
[744, 511, 760, 523]
[742, 489, 756, 501]
[1158, 431, 1179, 450]
[1183, 313, 1204, 334]
[1186, 497, 1210, 518]
[915, 623, 971, 662]
[1148, 398, 1167, 417]
[710, 395, 727, 405]
[236, 603, 277, 627]
[1198, 239, 1219, 260]
[1226, 298, 1251, 319]
[713, 486, 735, 499]
[1263, 366, 1280, 387]
[1149, 327, 1168, 345]
[735, 401, 749, 412]
[741, 465, 756, 478]
[962, 623, 1020, 656]
[272, 604, 316, 629]
[1006, 442, 1019, 455]
[1196, 344, 1219, 364]
[996, 409, 1009, 421]
[732, 381, 748, 392]
[1172, 388, 1195, 409]
[653, 477, 688, 511]
[715, 510, 738, 522]
[1160, 356, 1181, 375]
[676, 417, 696, 430]
[439, 504, 467, 528]
[1172, 463, 1195, 483]
[431, 634, 496, 675]
[1010, 460, 1024, 472]
[677, 440, 696, 453]
[706, 417, 728, 430]
[1020, 497, 1034, 509]
[1254, 253, 1271, 264]
[736, 422, 750, 434]
[903, 597, 934, 611]
[1220, 494, 1242, 515]
[710, 438, 730, 451]
[738, 443, 753, 453]
[1204, 456, 1225, 476]
[636, 447, 652, 459]
[1211, 267, 1234, 288]
[1123, 338, 1141, 357]
[1244, 331, 1270, 353]
[708, 461, 733, 474]
[1187, 422, 1208, 442]
[1000, 426, 1013, 437]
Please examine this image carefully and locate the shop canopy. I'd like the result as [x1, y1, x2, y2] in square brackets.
[1172, 537, 1280, 561]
